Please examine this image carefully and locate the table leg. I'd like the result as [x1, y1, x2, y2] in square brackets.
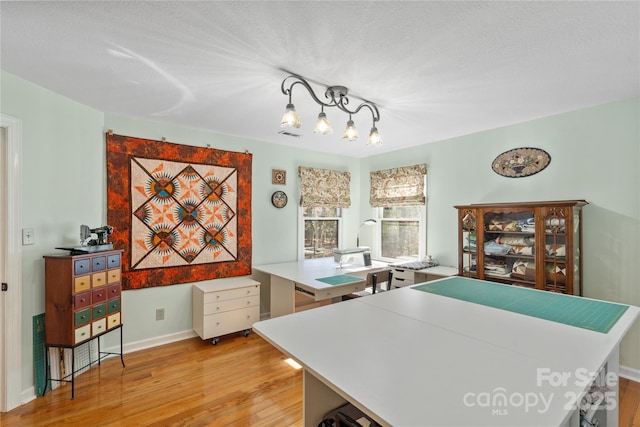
[303, 370, 347, 427]
[270, 276, 296, 318]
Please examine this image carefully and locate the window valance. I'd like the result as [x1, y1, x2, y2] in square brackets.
[369, 164, 427, 207]
[299, 166, 351, 208]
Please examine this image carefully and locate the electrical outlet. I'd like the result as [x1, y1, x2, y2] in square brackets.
[22, 228, 35, 245]
[156, 308, 165, 321]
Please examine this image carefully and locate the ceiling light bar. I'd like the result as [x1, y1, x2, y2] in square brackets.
[280, 73, 382, 145]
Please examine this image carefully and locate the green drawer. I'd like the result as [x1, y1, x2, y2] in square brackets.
[74, 308, 91, 326]
[92, 303, 106, 319]
[108, 297, 121, 314]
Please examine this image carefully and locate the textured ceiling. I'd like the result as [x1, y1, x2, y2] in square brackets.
[1, 1, 638, 158]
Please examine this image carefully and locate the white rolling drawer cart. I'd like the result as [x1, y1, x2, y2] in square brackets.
[192, 276, 260, 345]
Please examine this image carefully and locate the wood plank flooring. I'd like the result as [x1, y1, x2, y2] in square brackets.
[2, 333, 640, 426]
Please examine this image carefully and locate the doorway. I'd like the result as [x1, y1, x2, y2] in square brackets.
[1, 113, 23, 412]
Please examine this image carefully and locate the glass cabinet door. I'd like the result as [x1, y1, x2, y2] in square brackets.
[460, 209, 477, 278]
[544, 207, 571, 293]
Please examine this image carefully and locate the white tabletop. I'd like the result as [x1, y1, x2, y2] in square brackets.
[254, 257, 388, 293]
[253, 278, 640, 426]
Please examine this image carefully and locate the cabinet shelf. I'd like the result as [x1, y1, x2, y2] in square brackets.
[455, 200, 587, 295]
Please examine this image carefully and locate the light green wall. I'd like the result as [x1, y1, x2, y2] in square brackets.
[2, 69, 639, 397]
[361, 97, 640, 369]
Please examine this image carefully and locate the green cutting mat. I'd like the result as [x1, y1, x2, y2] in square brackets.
[413, 277, 628, 333]
[33, 313, 47, 396]
[316, 274, 362, 285]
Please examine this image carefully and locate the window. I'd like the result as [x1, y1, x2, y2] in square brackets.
[369, 164, 427, 262]
[377, 205, 425, 261]
[302, 207, 342, 259]
[297, 166, 351, 260]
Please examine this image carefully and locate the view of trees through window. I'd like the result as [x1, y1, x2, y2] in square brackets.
[303, 207, 340, 259]
[381, 206, 420, 259]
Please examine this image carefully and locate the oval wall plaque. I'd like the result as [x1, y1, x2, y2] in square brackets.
[491, 147, 551, 178]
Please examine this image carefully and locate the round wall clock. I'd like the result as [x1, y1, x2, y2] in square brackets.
[271, 190, 288, 208]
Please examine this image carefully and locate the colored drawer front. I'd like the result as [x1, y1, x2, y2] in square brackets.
[74, 291, 91, 309]
[92, 271, 106, 288]
[92, 287, 107, 303]
[74, 275, 91, 292]
[92, 256, 106, 271]
[107, 312, 121, 329]
[108, 284, 121, 299]
[92, 318, 107, 336]
[107, 254, 121, 269]
[74, 308, 91, 326]
[92, 303, 107, 319]
[108, 298, 121, 314]
[75, 324, 91, 344]
[74, 259, 90, 275]
[107, 269, 121, 284]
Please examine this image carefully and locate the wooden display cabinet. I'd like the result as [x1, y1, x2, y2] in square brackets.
[454, 200, 587, 295]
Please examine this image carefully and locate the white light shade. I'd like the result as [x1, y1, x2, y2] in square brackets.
[342, 119, 359, 141]
[367, 126, 382, 145]
[281, 103, 300, 128]
[314, 111, 333, 135]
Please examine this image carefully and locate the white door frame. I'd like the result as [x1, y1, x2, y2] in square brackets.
[1, 113, 23, 412]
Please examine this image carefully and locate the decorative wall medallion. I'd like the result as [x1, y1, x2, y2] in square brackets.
[492, 147, 551, 178]
[271, 191, 288, 208]
[272, 169, 286, 185]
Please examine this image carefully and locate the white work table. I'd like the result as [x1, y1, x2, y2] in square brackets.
[253, 257, 388, 318]
[253, 277, 639, 427]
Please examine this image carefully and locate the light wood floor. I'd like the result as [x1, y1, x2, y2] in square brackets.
[2, 333, 640, 426]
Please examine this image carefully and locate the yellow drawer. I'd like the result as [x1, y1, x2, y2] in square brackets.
[107, 269, 121, 284]
[74, 275, 91, 292]
[107, 312, 121, 329]
[92, 318, 107, 336]
[92, 271, 106, 287]
[74, 324, 91, 344]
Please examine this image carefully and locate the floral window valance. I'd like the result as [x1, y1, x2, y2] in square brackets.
[299, 166, 351, 208]
[370, 164, 427, 207]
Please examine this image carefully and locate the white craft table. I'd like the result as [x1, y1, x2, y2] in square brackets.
[253, 277, 640, 427]
[253, 257, 388, 318]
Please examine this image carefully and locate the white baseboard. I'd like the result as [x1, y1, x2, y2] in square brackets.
[620, 365, 640, 383]
[113, 329, 198, 355]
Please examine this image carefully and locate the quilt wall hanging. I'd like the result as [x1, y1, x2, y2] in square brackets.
[106, 133, 252, 290]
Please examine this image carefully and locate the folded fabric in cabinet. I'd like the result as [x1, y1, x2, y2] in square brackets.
[545, 217, 566, 233]
[511, 259, 536, 280]
[546, 264, 566, 283]
[464, 233, 477, 251]
[495, 236, 535, 246]
[484, 240, 511, 255]
[510, 245, 534, 255]
[517, 218, 535, 231]
[484, 257, 509, 275]
[488, 218, 518, 231]
[546, 244, 566, 257]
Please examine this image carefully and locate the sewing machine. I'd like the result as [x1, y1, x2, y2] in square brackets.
[56, 224, 114, 254]
[333, 247, 372, 267]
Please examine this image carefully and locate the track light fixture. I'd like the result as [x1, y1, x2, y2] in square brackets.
[280, 73, 382, 145]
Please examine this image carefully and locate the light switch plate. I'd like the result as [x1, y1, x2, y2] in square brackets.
[22, 228, 35, 245]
